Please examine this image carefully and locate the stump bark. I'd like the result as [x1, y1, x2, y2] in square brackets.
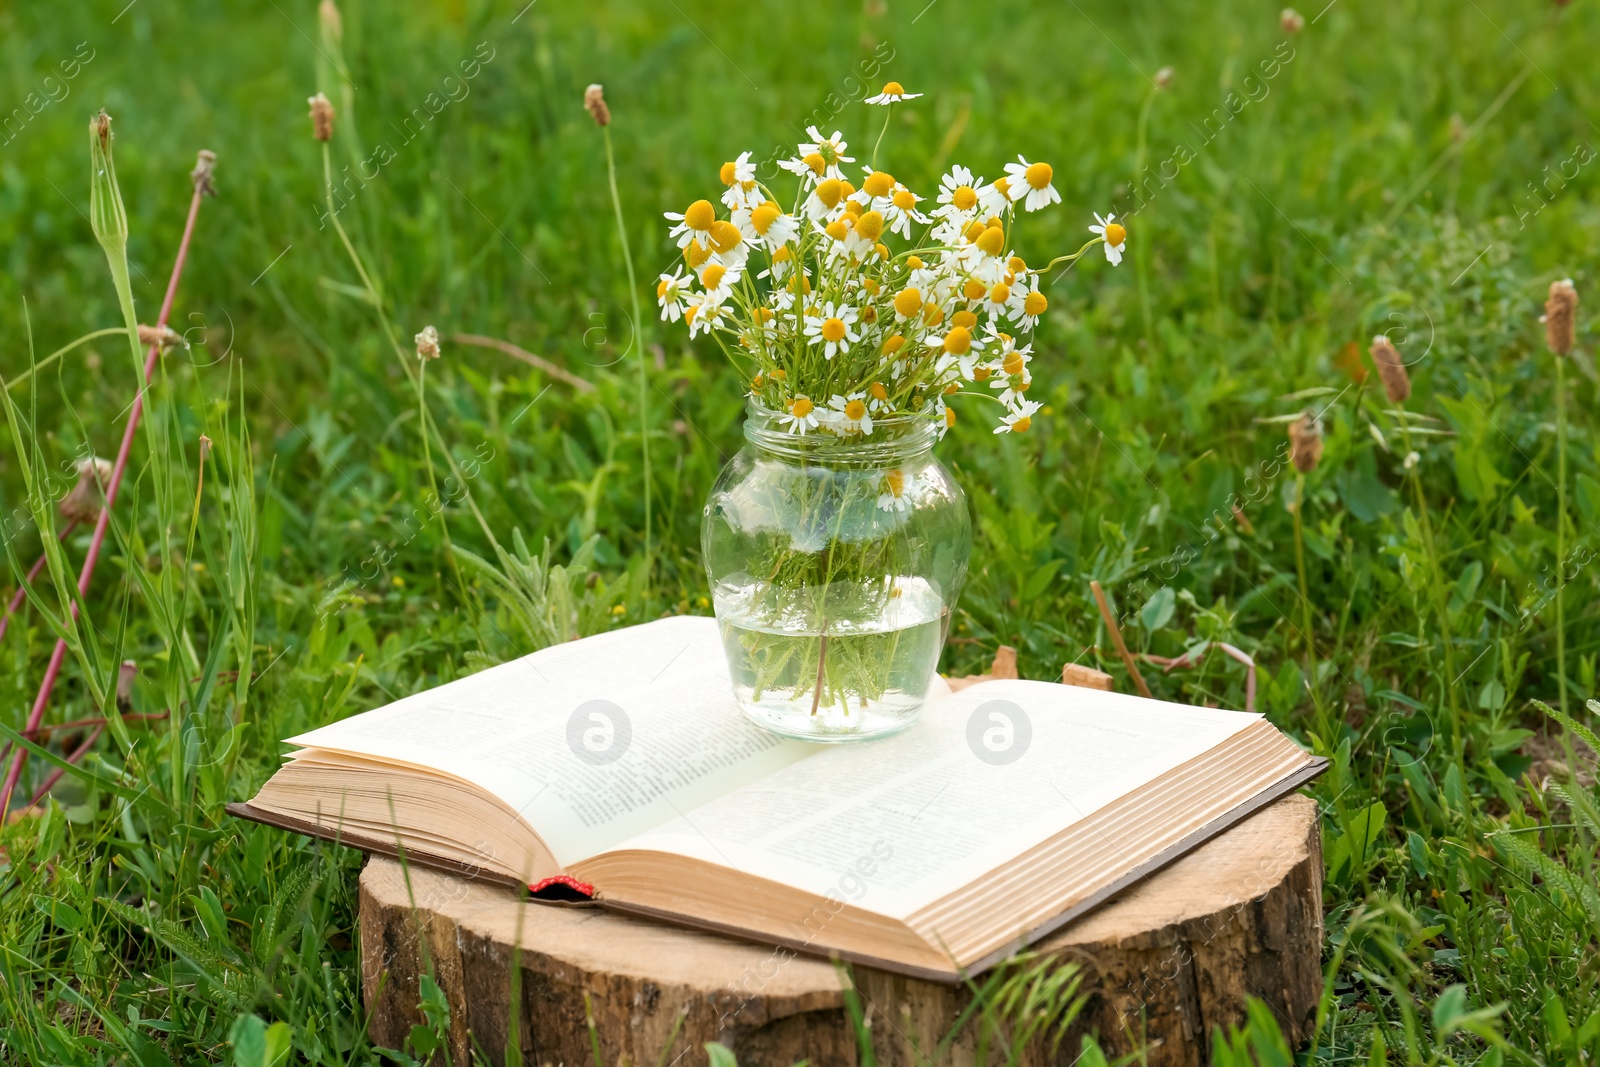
[358, 794, 1322, 1066]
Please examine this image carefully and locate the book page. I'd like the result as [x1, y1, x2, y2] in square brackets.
[604, 680, 1263, 917]
[285, 615, 816, 866]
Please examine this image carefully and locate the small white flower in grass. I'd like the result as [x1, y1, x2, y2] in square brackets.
[796, 126, 853, 180]
[827, 392, 874, 436]
[718, 151, 760, 210]
[803, 300, 860, 359]
[1004, 156, 1061, 212]
[1090, 212, 1127, 266]
[656, 267, 689, 322]
[935, 165, 983, 220]
[995, 399, 1042, 434]
[877, 469, 915, 512]
[777, 394, 821, 434]
[664, 199, 717, 249]
[864, 81, 922, 105]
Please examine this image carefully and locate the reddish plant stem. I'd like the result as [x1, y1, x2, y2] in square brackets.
[26, 723, 104, 810]
[28, 710, 169, 741]
[0, 520, 78, 646]
[0, 178, 207, 815]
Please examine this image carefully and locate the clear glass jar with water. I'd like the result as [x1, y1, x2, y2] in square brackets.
[702, 402, 971, 742]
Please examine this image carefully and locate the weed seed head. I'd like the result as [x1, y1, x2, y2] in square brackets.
[308, 92, 335, 141]
[1370, 334, 1411, 404]
[1544, 278, 1577, 356]
[1154, 66, 1175, 90]
[1280, 7, 1305, 32]
[415, 325, 441, 361]
[1288, 411, 1323, 473]
[88, 110, 128, 253]
[584, 84, 611, 127]
[191, 149, 218, 196]
[61, 457, 114, 525]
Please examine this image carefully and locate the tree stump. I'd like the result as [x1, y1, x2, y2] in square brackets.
[358, 794, 1322, 1066]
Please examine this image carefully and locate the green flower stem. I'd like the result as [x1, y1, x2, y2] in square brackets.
[1554, 352, 1568, 715]
[1399, 417, 1462, 755]
[602, 124, 651, 592]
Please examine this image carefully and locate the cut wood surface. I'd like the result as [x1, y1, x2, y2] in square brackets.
[359, 793, 1322, 1065]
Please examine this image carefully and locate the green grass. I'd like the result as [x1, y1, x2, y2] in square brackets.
[1, 0, 1598, 1062]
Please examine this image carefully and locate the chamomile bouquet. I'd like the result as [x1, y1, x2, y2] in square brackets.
[658, 82, 1125, 441]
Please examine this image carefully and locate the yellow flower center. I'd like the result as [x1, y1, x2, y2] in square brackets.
[754, 306, 774, 322]
[838, 180, 857, 199]
[985, 216, 1004, 229]
[844, 399, 867, 420]
[962, 278, 987, 301]
[1104, 222, 1127, 247]
[1024, 161, 1053, 190]
[684, 199, 716, 231]
[1003, 351, 1025, 375]
[893, 288, 922, 317]
[861, 305, 877, 323]
[790, 396, 814, 417]
[952, 186, 978, 211]
[709, 220, 742, 254]
[884, 468, 904, 495]
[1011, 415, 1032, 433]
[751, 374, 764, 388]
[845, 200, 865, 217]
[815, 179, 844, 210]
[855, 210, 885, 241]
[825, 219, 849, 241]
[992, 177, 1010, 198]
[870, 381, 888, 400]
[976, 226, 1005, 257]
[943, 326, 972, 355]
[821, 317, 847, 343]
[1023, 291, 1048, 316]
[656, 278, 671, 298]
[874, 242, 890, 260]
[990, 282, 1011, 303]
[773, 368, 787, 380]
[719, 161, 739, 185]
[882, 81, 905, 97]
[973, 366, 992, 382]
[1008, 255, 1027, 273]
[701, 263, 727, 289]
[863, 171, 895, 198]
[863, 278, 880, 295]
[892, 189, 916, 211]
[751, 203, 781, 235]
[905, 255, 924, 270]
[964, 220, 987, 243]
[772, 245, 792, 262]
[922, 304, 945, 327]
[944, 382, 960, 395]
[685, 240, 711, 268]
[685, 304, 700, 324]
[945, 407, 957, 427]
[803, 152, 826, 175]
[882, 334, 906, 355]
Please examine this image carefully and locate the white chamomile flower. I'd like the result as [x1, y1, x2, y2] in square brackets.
[978, 176, 1015, 218]
[718, 151, 760, 210]
[777, 395, 821, 434]
[736, 200, 800, 250]
[994, 399, 1042, 434]
[803, 300, 860, 359]
[776, 153, 827, 187]
[655, 268, 688, 322]
[882, 184, 929, 238]
[685, 293, 729, 338]
[827, 392, 874, 436]
[935, 165, 983, 220]
[864, 381, 893, 414]
[1008, 275, 1049, 330]
[759, 248, 797, 284]
[797, 126, 854, 180]
[989, 366, 1032, 407]
[877, 469, 915, 512]
[1090, 212, 1127, 266]
[696, 260, 742, 301]
[979, 278, 1018, 320]
[663, 199, 717, 249]
[864, 80, 922, 105]
[1003, 156, 1061, 212]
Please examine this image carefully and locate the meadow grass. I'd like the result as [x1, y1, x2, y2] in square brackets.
[0, 0, 1598, 1062]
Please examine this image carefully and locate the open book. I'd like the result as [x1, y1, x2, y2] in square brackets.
[230, 615, 1323, 981]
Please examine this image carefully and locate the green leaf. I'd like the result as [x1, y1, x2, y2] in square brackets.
[1141, 586, 1176, 631]
[1575, 473, 1600, 527]
[704, 1042, 739, 1067]
[229, 1015, 291, 1067]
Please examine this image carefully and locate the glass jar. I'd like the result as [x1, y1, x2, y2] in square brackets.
[702, 402, 971, 742]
